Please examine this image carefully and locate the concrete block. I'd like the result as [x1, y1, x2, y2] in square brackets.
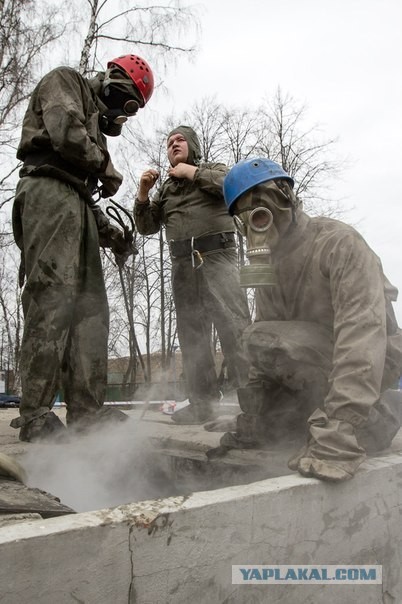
[0, 454, 401, 603]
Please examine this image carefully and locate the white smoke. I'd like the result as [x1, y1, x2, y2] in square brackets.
[21, 414, 174, 512]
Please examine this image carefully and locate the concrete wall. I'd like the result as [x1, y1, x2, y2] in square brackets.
[0, 453, 401, 604]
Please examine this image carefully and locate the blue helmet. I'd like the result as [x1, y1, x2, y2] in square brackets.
[223, 158, 294, 215]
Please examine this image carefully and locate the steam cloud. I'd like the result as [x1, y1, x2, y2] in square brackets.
[21, 415, 175, 512]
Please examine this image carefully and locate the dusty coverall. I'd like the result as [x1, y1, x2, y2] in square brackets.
[214, 190, 402, 481]
[11, 66, 126, 439]
[220, 209, 402, 479]
[134, 127, 250, 419]
[251, 212, 402, 421]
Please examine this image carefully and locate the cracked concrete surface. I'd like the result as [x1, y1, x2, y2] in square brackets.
[1, 407, 402, 603]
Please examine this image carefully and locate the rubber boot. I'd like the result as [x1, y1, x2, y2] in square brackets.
[14, 411, 68, 443]
[207, 384, 270, 458]
[220, 413, 269, 448]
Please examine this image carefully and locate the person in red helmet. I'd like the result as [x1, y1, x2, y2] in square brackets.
[106, 54, 154, 107]
[11, 54, 154, 442]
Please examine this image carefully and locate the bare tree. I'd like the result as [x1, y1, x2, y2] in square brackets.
[0, 0, 63, 209]
[182, 91, 343, 213]
[181, 98, 264, 165]
[117, 128, 178, 377]
[0, 235, 22, 390]
[182, 97, 226, 162]
[99, 205, 150, 393]
[257, 88, 344, 215]
[78, 0, 199, 75]
[219, 106, 264, 164]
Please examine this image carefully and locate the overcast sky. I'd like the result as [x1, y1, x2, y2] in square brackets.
[148, 0, 402, 322]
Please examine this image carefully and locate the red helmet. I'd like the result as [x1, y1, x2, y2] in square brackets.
[107, 54, 154, 106]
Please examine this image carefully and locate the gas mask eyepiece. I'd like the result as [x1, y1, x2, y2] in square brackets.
[249, 207, 274, 231]
[122, 98, 140, 116]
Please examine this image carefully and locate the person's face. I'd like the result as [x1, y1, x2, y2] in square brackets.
[167, 133, 189, 166]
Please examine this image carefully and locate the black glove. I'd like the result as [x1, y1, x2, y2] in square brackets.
[109, 225, 138, 267]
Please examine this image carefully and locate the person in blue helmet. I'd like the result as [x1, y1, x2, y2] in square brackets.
[208, 157, 402, 482]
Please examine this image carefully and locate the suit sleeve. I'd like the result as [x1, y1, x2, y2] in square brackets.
[193, 162, 228, 198]
[322, 231, 387, 426]
[134, 187, 164, 235]
[38, 69, 106, 173]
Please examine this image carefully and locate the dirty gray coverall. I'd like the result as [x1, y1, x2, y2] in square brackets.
[134, 128, 250, 413]
[12, 66, 124, 437]
[229, 210, 402, 458]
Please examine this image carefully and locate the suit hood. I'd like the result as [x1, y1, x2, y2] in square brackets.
[167, 125, 202, 166]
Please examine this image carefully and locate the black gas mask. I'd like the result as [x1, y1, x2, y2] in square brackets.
[100, 82, 141, 137]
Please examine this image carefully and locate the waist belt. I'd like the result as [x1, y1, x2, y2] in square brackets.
[21, 152, 98, 193]
[169, 232, 236, 258]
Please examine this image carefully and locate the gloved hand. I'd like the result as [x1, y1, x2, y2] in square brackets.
[109, 225, 138, 267]
[288, 408, 366, 482]
[98, 159, 123, 198]
[97, 215, 138, 266]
